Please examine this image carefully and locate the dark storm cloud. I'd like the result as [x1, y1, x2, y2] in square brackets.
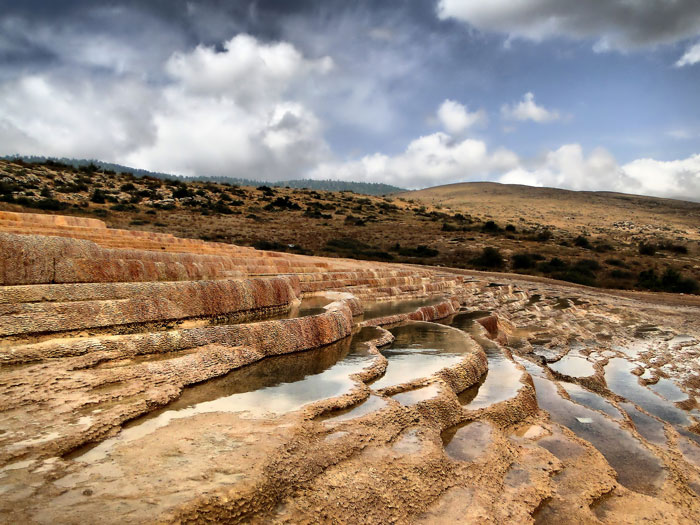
[438, 0, 700, 50]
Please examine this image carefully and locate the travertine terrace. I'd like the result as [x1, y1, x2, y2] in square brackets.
[2, 210, 700, 524]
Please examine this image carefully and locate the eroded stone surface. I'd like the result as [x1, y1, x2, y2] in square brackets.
[1, 212, 700, 524]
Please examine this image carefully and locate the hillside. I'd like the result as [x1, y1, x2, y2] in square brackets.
[1, 156, 403, 196]
[1, 158, 698, 294]
[400, 181, 700, 236]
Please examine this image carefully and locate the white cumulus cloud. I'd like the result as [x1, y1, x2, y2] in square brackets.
[0, 34, 334, 181]
[676, 41, 700, 67]
[501, 92, 560, 123]
[310, 131, 518, 189]
[499, 144, 700, 200]
[436, 99, 487, 134]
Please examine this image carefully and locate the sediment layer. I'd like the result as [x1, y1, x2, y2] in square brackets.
[1, 212, 700, 524]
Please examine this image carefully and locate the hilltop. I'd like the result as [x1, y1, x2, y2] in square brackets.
[0, 158, 698, 294]
[1, 156, 403, 196]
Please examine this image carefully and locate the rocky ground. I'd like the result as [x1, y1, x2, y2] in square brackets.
[1, 211, 700, 524]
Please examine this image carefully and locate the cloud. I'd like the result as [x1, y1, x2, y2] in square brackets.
[165, 35, 333, 106]
[501, 92, 560, 123]
[676, 41, 700, 67]
[310, 131, 519, 189]
[0, 74, 157, 160]
[499, 144, 700, 200]
[437, 0, 700, 52]
[0, 34, 333, 180]
[437, 99, 487, 134]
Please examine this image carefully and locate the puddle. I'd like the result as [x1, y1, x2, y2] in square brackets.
[320, 394, 389, 423]
[605, 358, 689, 427]
[361, 296, 446, 320]
[647, 378, 688, 403]
[549, 356, 595, 378]
[72, 333, 376, 462]
[391, 384, 441, 406]
[513, 424, 547, 440]
[262, 296, 334, 321]
[531, 375, 666, 495]
[447, 317, 521, 409]
[370, 322, 469, 390]
[538, 432, 586, 462]
[615, 342, 648, 359]
[351, 325, 385, 346]
[678, 436, 700, 468]
[442, 421, 493, 462]
[531, 345, 561, 362]
[393, 428, 423, 454]
[560, 383, 622, 420]
[619, 402, 666, 446]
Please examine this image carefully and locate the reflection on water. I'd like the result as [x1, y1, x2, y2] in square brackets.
[391, 384, 441, 405]
[361, 296, 446, 320]
[560, 383, 622, 420]
[647, 378, 688, 403]
[605, 358, 689, 427]
[74, 327, 381, 462]
[446, 313, 522, 409]
[320, 394, 389, 423]
[371, 322, 469, 390]
[620, 402, 667, 446]
[549, 356, 595, 378]
[532, 374, 666, 495]
[262, 296, 334, 321]
[442, 421, 493, 462]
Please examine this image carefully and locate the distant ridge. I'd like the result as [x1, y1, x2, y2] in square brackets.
[2, 155, 404, 196]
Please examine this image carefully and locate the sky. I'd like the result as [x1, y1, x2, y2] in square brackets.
[0, 0, 699, 199]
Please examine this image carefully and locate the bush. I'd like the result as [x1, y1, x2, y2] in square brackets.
[637, 267, 699, 294]
[511, 253, 535, 270]
[264, 196, 301, 211]
[482, 220, 501, 233]
[575, 259, 600, 272]
[661, 268, 699, 293]
[657, 241, 688, 254]
[605, 258, 626, 267]
[324, 237, 394, 261]
[172, 186, 192, 199]
[639, 242, 656, 256]
[257, 185, 275, 196]
[90, 189, 107, 204]
[212, 200, 234, 214]
[398, 245, 439, 258]
[574, 235, 591, 249]
[110, 203, 137, 212]
[472, 247, 504, 269]
[610, 269, 634, 279]
[30, 198, 68, 211]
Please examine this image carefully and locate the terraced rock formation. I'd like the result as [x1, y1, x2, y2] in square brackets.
[1, 211, 700, 524]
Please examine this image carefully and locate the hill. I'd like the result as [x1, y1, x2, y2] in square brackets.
[1, 156, 403, 196]
[399, 181, 700, 236]
[0, 158, 698, 294]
